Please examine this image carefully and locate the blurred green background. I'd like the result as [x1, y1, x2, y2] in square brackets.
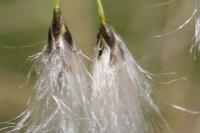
[0, 0, 199, 133]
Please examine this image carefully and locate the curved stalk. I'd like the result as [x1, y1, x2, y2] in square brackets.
[53, 0, 60, 12]
[97, 0, 106, 24]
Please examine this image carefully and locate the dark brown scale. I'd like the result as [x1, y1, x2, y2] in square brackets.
[97, 31, 101, 42]
[52, 10, 63, 39]
[47, 28, 54, 54]
[64, 27, 73, 46]
[99, 24, 116, 49]
[46, 10, 63, 53]
[97, 24, 125, 62]
[47, 27, 60, 53]
[97, 24, 116, 59]
[98, 39, 105, 60]
[97, 32, 102, 59]
[46, 9, 75, 53]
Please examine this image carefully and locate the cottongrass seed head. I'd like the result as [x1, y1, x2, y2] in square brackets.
[89, 23, 172, 133]
[0, 9, 90, 133]
[191, 0, 200, 59]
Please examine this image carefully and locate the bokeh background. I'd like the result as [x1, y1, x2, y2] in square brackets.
[0, 0, 199, 133]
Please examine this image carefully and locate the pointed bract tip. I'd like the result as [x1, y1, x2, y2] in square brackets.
[99, 24, 116, 49]
[97, 24, 125, 62]
[46, 10, 75, 53]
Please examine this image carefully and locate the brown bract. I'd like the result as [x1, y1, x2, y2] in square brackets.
[46, 10, 76, 54]
[97, 24, 124, 63]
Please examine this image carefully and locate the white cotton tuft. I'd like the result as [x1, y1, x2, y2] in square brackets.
[191, 0, 200, 59]
[0, 10, 90, 133]
[89, 24, 172, 133]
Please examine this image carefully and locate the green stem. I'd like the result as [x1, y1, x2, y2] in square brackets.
[53, 0, 60, 12]
[96, 0, 106, 25]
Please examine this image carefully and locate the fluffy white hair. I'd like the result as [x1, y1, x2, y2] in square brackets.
[191, 0, 200, 59]
[89, 24, 172, 133]
[0, 10, 89, 133]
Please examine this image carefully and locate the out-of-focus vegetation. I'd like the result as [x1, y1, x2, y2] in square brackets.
[0, 0, 199, 133]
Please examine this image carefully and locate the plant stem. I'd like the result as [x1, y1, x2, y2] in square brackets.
[53, 0, 60, 12]
[96, 0, 106, 25]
